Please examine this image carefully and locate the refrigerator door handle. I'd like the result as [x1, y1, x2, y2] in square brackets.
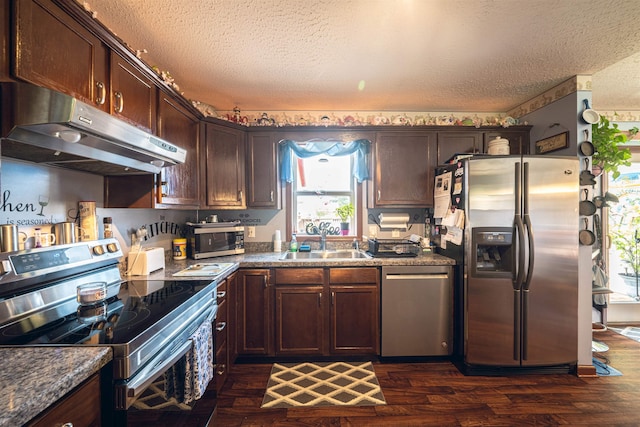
[523, 214, 534, 289]
[514, 289, 521, 361]
[514, 215, 526, 288]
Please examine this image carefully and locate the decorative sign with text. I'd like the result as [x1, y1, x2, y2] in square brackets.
[304, 221, 341, 235]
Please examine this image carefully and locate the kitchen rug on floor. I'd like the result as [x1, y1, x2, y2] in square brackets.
[609, 326, 640, 343]
[131, 377, 193, 411]
[593, 357, 623, 377]
[261, 361, 386, 408]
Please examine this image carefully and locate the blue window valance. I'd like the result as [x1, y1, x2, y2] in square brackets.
[279, 139, 370, 183]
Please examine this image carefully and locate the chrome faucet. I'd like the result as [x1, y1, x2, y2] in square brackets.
[352, 238, 359, 251]
[320, 229, 327, 251]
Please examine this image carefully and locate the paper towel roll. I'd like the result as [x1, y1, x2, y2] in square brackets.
[274, 230, 281, 240]
[378, 213, 409, 229]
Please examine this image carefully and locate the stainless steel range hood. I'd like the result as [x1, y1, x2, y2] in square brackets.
[0, 83, 187, 175]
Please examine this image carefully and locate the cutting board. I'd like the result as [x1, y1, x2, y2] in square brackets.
[172, 262, 235, 277]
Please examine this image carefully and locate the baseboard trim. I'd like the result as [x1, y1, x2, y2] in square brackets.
[577, 364, 597, 377]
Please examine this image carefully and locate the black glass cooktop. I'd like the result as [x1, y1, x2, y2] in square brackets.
[0, 279, 215, 346]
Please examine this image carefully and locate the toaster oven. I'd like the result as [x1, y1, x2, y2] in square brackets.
[186, 222, 245, 259]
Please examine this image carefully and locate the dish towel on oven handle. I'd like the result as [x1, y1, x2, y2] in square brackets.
[164, 320, 214, 404]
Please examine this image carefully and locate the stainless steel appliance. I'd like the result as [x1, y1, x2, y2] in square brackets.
[381, 265, 453, 357]
[0, 238, 222, 425]
[1, 82, 187, 175]
[436, 155, 578, 374]
[186, 221, 245, 259]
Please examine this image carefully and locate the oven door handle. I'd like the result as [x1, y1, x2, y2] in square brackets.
[119, 306, 217, 407]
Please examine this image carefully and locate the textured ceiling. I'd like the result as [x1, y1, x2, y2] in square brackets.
[86, 0, 640, 114]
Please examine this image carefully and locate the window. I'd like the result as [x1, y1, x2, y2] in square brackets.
[280, 138, 369, 240]
[293, 155, 355, 236]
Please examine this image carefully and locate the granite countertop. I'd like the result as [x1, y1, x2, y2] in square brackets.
[151, 250, 455, 280]
[0, 346, 112, 427]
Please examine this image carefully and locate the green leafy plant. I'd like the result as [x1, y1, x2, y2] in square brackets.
[335, 202, 354, 222]
[610, 188, 640, 299]
[592, 116, 637, 179]
[612, 223, 640, 278]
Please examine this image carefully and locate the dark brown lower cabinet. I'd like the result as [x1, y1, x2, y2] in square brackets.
[273, 267, 380, 357]
[330, 284, 379, 354]
[27, 373, 101, 427]
[275, 286, 324, 355]
[329, 267, 379, 355]
[236, 269, 273, 356]
[214, 277, 228, 393]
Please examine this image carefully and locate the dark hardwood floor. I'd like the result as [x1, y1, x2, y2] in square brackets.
[209, 327, 640, 426]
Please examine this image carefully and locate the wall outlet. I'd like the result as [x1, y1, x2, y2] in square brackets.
[247, 226, 256, 238]
[391, 229, 400, 238]
[368, 225, 377, 238]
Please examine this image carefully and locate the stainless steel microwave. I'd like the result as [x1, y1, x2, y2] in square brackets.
[186, 222, 245, 259]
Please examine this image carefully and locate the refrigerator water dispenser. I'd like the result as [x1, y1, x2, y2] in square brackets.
[471, 227, 514, 277]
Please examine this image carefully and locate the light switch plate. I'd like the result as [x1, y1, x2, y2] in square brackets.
[247, 226, 256, 238]
[391, 229, 400, 238]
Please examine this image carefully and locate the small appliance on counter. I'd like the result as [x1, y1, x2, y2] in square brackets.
[185, 221, 245, 259]
[127, 246, 165, 275]
[366, 238, 420, 257]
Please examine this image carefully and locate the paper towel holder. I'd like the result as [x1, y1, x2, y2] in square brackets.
[378, 212, 409, 230]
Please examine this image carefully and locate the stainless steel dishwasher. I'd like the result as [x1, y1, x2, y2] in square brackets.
[381, 265, 453, 357]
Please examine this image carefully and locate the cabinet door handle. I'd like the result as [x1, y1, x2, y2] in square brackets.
[270, 190, 274, 202]
[262, 275, 268, 288]
[156, 179, 167, 203]
[377, 190, 381, 201]
[238, 190, 243, 202]
[61, 424, 73, 427]
[331, 291, 335, 306]
[216, 321, 227, 332]
[114, 91, 124, 113]
[95, 81, 106, 105]
[217, 290, 226, 299]
[318, 292, 322, 307]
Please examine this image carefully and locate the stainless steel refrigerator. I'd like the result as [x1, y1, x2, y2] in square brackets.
[437, 155, 579, 373]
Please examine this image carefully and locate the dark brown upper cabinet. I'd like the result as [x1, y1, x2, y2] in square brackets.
[203, 121, 247, 208]
[246, 132, 280, 209]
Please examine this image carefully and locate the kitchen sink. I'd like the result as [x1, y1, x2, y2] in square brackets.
[280, 249, 372, 260]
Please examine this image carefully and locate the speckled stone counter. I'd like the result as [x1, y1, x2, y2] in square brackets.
[149, 250, 455, 281]
[0, 346, 112, 427]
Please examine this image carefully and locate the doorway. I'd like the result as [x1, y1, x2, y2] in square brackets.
[606, 157, 640, 322]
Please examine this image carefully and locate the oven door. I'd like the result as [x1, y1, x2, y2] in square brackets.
[113, 303, 217, 410]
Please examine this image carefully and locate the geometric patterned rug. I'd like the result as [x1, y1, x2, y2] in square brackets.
[131, 377, 193, 411]
[261, 361, 386, 408]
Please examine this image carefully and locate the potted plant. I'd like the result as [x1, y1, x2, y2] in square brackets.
[335, 202, 354, 236]
[592, 117, 637, 179]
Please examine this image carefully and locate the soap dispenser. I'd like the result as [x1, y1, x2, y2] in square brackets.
[289, 233, 298, 252]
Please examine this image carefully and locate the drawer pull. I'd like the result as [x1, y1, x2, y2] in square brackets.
[217, 364, 226, 375]
[217, 290, 226, 299]
[216, 321, 227, 332]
